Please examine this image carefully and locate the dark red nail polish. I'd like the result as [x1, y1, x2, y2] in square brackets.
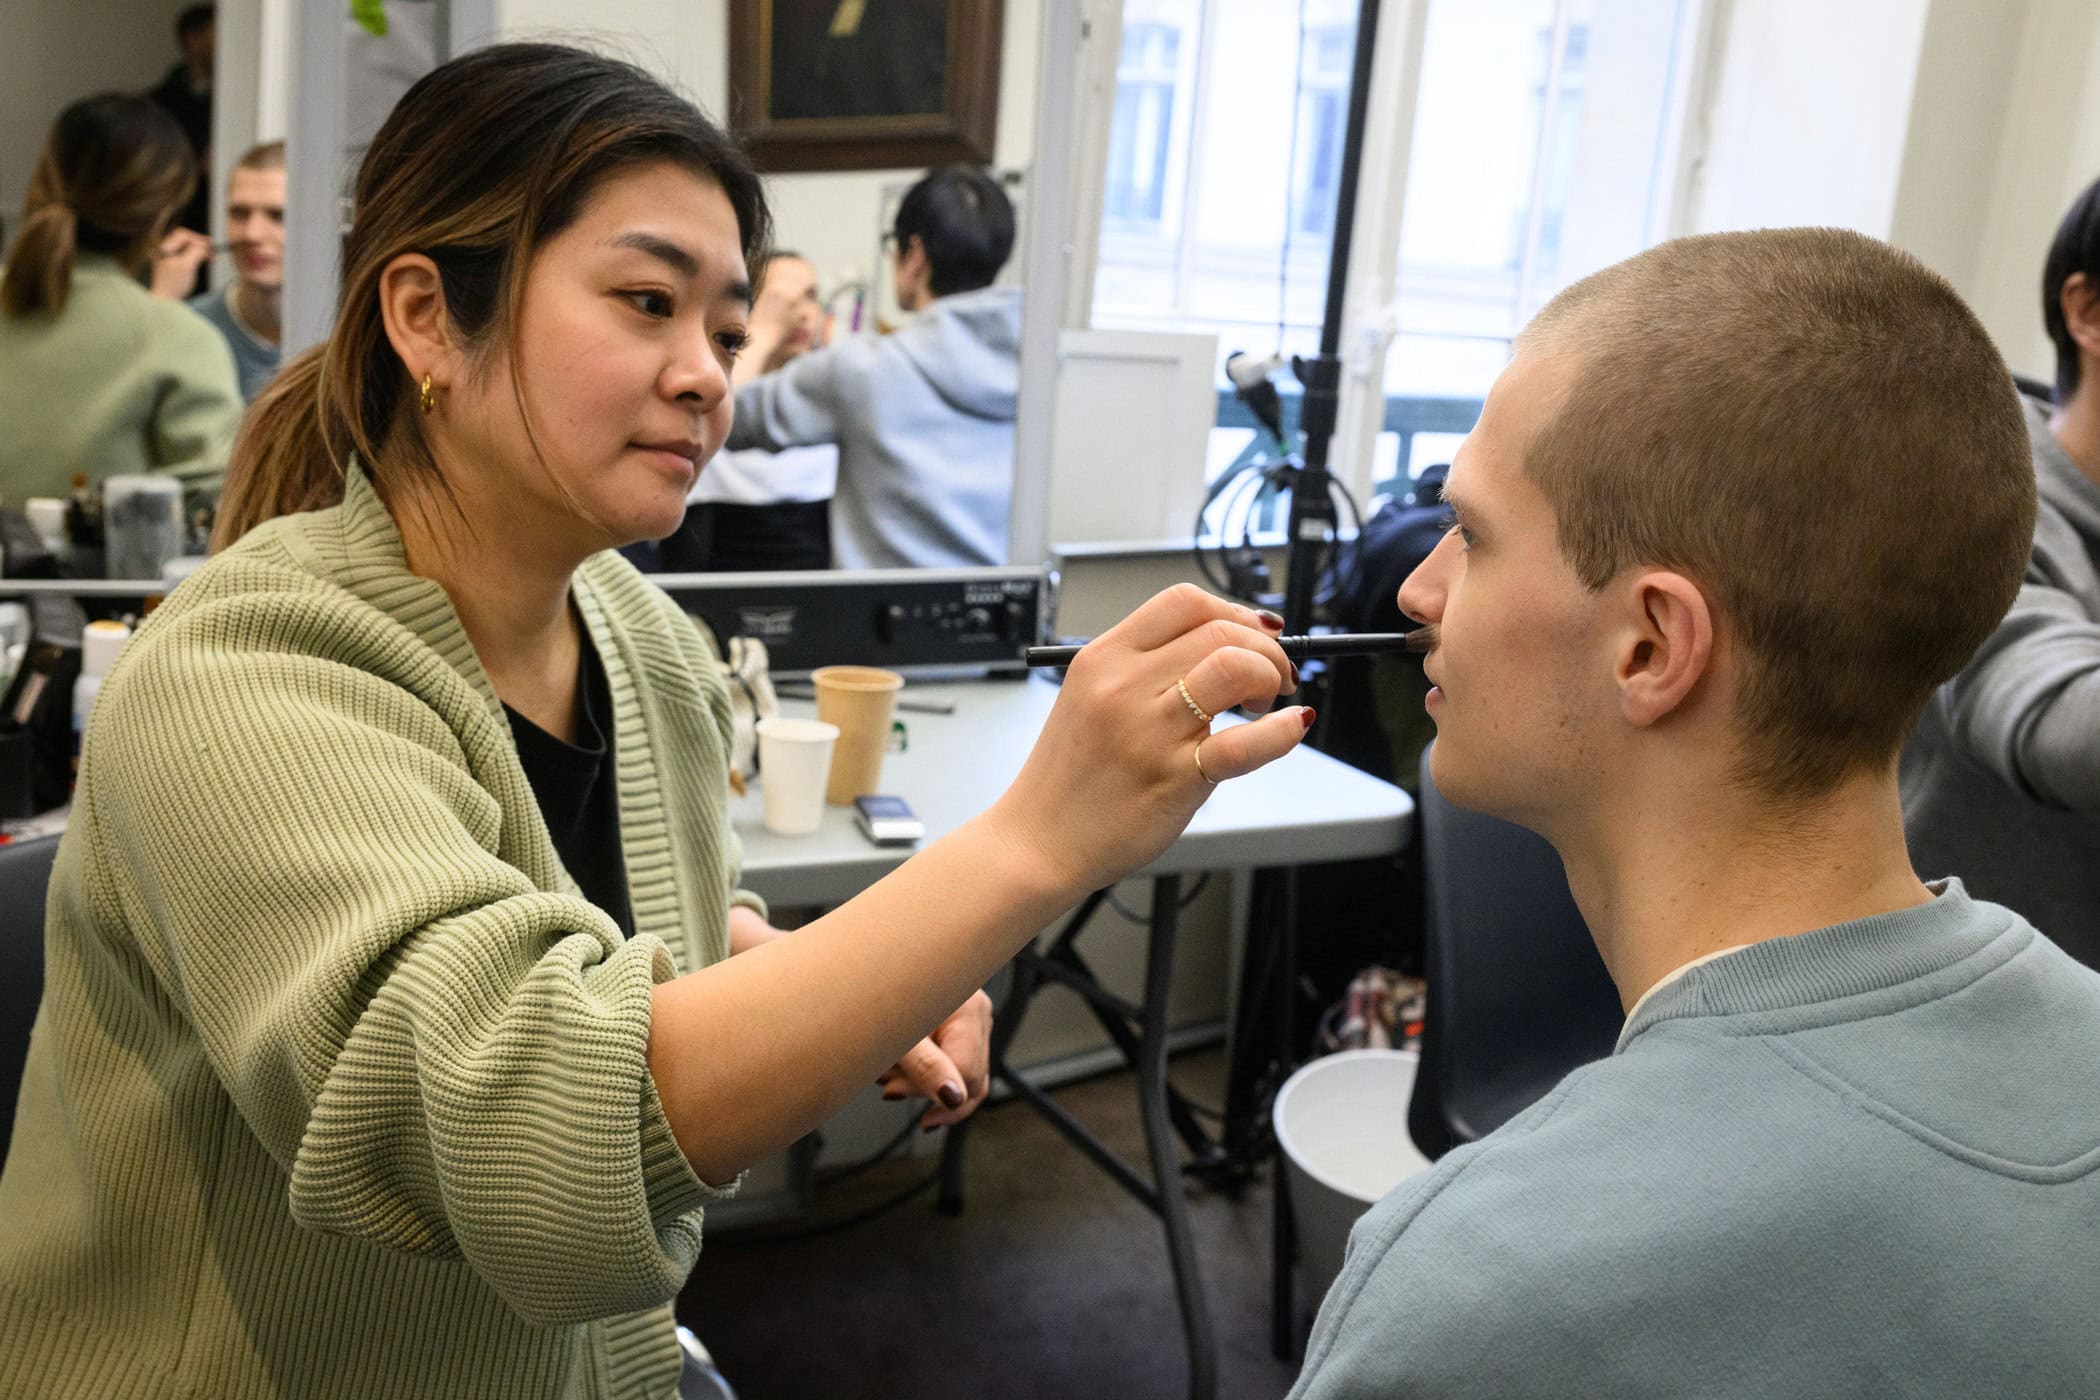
[938, 1082, 965, 1109]
[1256, 609, 1286, 631]
[1300, 707, 1317, 729]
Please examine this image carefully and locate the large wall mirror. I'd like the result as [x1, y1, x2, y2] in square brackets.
[235, 0, 1699, 585]
[20, 0, 2085, 593]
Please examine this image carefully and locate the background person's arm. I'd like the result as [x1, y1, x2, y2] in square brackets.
[148, 309, 244, 487]
[1938, 514, 2100, 809]
[725, 341, 846, 453]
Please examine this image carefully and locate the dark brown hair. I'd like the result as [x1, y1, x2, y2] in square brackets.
[213, 43, 770, 548]
[2043, 175, 2100, 402]
[1518, 228, 2035, 800]
[1, 93, 196, 317]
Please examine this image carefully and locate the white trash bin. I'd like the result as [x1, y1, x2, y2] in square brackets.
[1273, 1049, 1435, 1312]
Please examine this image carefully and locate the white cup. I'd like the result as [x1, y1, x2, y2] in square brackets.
[757, 717, 839, 836]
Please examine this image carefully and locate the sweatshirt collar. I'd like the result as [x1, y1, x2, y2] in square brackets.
[1617, 879, 2022, 1051]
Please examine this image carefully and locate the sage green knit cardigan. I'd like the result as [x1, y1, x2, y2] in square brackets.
[0, 464, 759, 1398]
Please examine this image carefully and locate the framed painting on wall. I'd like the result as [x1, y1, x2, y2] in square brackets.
[728, 0, 1005, 172]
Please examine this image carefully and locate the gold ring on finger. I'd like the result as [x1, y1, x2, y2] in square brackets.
[1193, 739, 1219, 786]
[1176, 677, 1214, 727]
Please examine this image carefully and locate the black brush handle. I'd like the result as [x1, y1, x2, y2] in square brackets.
[1024, 632, 1424, 667]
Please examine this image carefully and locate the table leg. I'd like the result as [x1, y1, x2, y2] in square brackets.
[1141, 874, 1216, 1400]
[939, 890, 1111, 1214]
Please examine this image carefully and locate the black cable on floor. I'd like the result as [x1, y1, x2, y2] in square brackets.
[1106, 872, 1211, 926]
[712, 1163, 943, 1250]
[813, 1111, 921, 1188]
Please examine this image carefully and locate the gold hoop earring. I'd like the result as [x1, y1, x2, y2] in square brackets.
[418, 373, 437, 415]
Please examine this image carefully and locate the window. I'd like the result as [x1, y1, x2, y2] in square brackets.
[1291, 27, 1354, 239]
[1087, 0, 1703, 504]
[1104, 24, 1184, 227]
[1379, 0, 1698, 482]
[1093, 0, 1358, 355]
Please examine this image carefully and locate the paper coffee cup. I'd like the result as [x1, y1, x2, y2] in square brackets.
[811, 666, 904, 805]
[757, 717, 838, 835]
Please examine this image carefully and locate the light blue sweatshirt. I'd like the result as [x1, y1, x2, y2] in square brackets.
[726, 286, 1021, 570]
[1289, 881, 2100, 1399]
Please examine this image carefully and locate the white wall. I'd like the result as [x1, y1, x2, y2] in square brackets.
[1889, 0, 2100, 380]
[1683, 0, 1931, 238]
[496, 0, 731, 114]
[0, 0, 201, 229]
[1684, 0, 2100, 382]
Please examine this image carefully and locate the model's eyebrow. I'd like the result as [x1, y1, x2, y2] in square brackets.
[1439, 484, 1479, 525]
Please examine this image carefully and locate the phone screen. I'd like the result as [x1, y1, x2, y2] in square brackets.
[856, 796, 912, 819]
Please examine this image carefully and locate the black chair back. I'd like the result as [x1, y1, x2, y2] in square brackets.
[0, 836, 59, 1167]
[1408, 744, 1622, 1159]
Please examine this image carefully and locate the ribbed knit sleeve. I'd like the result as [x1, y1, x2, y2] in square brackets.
[80, 569, 725, 1326]
[145, 300, 243, 486]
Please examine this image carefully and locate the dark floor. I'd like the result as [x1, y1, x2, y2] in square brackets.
[678, 1048, 1313, 1400]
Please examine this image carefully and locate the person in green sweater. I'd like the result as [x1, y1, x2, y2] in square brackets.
[0, 43, 1312, 1400]
[0, 92, 241, 505]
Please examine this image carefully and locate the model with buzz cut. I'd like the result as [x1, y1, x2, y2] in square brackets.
[1287, 227, 2100, 1399]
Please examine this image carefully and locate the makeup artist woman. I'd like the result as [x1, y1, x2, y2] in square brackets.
[0, 44, 1308, 1400]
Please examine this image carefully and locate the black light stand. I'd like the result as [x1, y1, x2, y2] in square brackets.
[1205, 0, 1386, 1359]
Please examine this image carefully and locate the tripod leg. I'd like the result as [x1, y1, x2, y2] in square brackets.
[938, 892, 1108, 1215]
[1138, 875, 1217, 1400]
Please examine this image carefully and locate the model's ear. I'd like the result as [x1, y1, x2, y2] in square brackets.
[1616, 570, 1713, 727]
[375, 251, 466, 395]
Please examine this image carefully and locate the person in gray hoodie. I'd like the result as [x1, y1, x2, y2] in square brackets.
[1290, 229, 2100, 1399]
[1902, 177, 2100, 971]
[724, 168, 1021, 569]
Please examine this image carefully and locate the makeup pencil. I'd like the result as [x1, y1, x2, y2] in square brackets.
[1024, 629, 1434, 668]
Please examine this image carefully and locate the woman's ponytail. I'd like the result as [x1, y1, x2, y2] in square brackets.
[3, 95, 194, 317]
[0, 200, 80, 316]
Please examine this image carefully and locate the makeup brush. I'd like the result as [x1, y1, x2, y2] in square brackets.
[1024, 627, 1436, 668]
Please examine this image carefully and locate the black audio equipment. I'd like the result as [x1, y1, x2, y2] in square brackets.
[652, 567, 1053, 678]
